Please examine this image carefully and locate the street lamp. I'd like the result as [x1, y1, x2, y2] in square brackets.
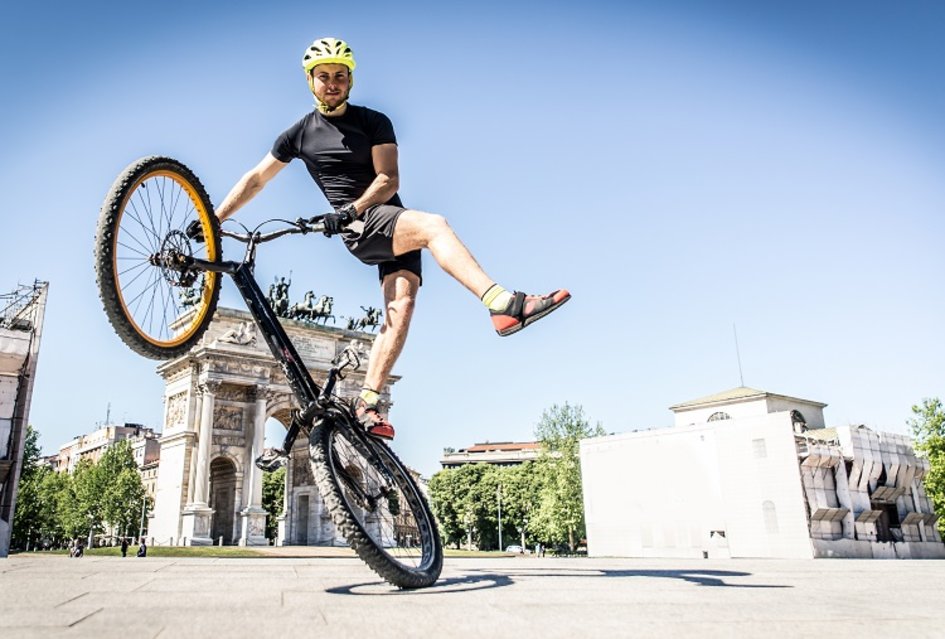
[86, 512, 95, 549]
[497, 484, 503, 551]
[138, 494, 147, 542]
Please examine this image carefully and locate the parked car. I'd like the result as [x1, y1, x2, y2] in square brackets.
[505, 545, 524, 554]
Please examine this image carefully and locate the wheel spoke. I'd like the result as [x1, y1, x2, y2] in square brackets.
[330, 428, 427, 566]
[117, 236, 152, 258]
[127, 264, 161, 318]
[134, 186, 162, 253]
[124, 200, 161, 253]
[117, 259, 151, 279]
[120, 258, 159, 297]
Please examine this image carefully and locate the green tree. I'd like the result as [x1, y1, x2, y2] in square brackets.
[498, 462, 542, 550]
[532, 403, 605, 551]
[262, 467, 285, 541]
[428, 403, 604, 553]
[428, 468, 465, 548]
[35, 470, 68, 546]
[909, 397, 945, 535]
[69, 458, 105, 543]
[98, 441, 148, 538]
[11, 425, 44, 549]
[429, 463, 496, 549]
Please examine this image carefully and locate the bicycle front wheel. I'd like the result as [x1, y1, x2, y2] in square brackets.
[94, 156, 221, 359]
[310, 411, 443, 589]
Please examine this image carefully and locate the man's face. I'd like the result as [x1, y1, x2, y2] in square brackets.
[309, 63, 352, 109]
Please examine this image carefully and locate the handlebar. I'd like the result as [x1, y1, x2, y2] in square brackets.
[220, 215, 327, 244]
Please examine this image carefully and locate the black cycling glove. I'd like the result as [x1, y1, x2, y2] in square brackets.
[322, 203, 357, 237]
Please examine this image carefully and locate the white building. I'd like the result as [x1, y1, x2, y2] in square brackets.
[56, 424, 160, 474]
[581, 387, 943, 559]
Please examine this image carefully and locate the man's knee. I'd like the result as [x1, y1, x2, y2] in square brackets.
[411, 211, 450, 241]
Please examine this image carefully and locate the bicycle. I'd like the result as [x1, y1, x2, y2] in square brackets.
[93, 156, 443, 588]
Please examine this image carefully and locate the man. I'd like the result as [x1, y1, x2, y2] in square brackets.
[210, 37, 569, 439]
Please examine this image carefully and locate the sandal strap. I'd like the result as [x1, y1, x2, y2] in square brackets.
[508, 291, 526, 318]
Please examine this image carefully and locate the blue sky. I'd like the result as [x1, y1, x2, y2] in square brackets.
[2, 1, 943, 478]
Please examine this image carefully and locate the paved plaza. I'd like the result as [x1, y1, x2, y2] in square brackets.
[1, 553, 943, 638]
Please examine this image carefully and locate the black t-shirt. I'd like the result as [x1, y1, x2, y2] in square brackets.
[271, 105, 403, 209]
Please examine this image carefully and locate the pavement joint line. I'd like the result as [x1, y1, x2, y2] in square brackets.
[67, 607, 103, 628]
[150, 626, 166, 639]
[55, 591, 90, 608]
[132, 578, 155, 592]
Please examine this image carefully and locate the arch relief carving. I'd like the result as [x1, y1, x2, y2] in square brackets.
[214, 404, 244, 432]
[165, 392, 187, 428]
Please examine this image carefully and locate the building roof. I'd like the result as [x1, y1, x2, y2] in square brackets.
[462, 441, 541, 453]
[440, 441, 542, 468]
[669, 386, 827, 411]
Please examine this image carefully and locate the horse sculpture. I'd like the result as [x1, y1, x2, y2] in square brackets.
[289, 292, 335, 325]
[345, 306, 383, 332]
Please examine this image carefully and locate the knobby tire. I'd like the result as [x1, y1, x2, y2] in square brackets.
[309, 413, 443, 589]
[94, 156, 221, 359]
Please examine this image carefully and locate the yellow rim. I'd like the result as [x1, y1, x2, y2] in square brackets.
[113, 168, 218, 348]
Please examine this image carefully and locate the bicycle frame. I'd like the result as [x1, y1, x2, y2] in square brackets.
[178, 222, 346, 454]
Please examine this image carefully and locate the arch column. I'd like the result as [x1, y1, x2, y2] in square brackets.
[240, 385, 269, 546]
[181, 379, 220, 545]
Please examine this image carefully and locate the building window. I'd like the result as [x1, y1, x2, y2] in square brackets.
[762, 501, 779, 534]
[708, 412, 732, 422]
[752, 438, 767, 459]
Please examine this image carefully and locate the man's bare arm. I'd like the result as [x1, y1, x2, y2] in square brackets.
[350, 143, 400, 216]
[215, 152, 288, 222]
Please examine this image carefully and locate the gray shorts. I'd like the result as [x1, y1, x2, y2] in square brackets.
[341, 204, 422, 283]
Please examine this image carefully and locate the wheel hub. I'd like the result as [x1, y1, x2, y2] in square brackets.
[156, 230, 198, 288]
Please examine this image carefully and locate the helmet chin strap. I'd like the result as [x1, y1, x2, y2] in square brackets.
[309, 73, 353, 114]
[315, 97, 345, 114]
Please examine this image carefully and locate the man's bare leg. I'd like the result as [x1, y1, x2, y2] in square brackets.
[362, 269, 419, 399]
[390, 209, 571, 337]
[391, 210, 494, 298]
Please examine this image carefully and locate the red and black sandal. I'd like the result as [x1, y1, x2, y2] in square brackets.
[489, 289, 571, 337]
[356, 403, 396, 440]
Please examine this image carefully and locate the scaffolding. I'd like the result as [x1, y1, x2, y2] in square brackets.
[0, 280, 49, 557]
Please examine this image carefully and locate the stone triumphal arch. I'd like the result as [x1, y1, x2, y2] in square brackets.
[148, 307, 393, 546]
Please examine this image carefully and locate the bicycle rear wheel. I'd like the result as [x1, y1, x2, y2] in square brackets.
[94, 156, 221, 359]
[310, 410, 443, 589]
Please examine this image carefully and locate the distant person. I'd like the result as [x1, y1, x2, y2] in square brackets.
[136, 540, 147, 558]
[204, 37, 570, 440]
[121, 537, 129, 557]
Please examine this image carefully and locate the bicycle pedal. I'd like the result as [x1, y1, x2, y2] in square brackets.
[255, 447, 288, 472]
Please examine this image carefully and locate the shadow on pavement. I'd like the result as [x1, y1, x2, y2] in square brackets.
[326, 572, 514, 595]
[328, 566, 791, 595]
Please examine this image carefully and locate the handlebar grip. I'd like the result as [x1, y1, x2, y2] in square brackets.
[306, 213, 328, 234]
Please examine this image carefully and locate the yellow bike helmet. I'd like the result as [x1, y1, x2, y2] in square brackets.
[302, 37, 357, 74]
